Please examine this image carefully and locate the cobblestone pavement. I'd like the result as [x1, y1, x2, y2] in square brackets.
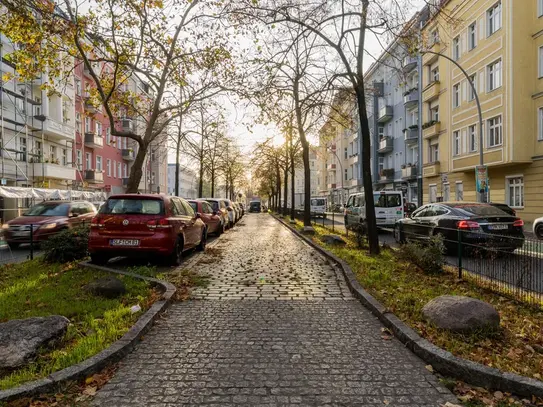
[92, 214, 456, 407]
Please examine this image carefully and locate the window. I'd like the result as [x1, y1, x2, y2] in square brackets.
[344, 147, 348, 159]
[468, 125, 478, 152]
[62, 148, 67, 166]
[431, 67, 440, 82]
[453, 36, 460, 60]
[96, 122, 102, 137]
[378, 126, 384, 137]
[106, 159, 111, 176]
[118, 162, 122, 179]
[344, 168, 348, 181]
[453, 131, 460, 156]
[539, 0, 543, 17]
[123, 163, 128, 177]
[468, 74, 477, 101]
[487, 59, 502, 91]
[18, 137, 27, 161]
[431, 29, 439, 45]
[539, 46, 543, 78]
[75, 79, 81, 96]
[539, 107, 543, 141]
[106, 127, 111, 144]
[96, 155, 103, 172]
[488, 116, 503, 147]
[468, 22, 477, 50]
[85, 117, 91, 133]
[429, 143, 439, 163]
[85, 152, 92, 170]
[453, 83, 460, 108]
[76, 150, 82, 170]
[75, 112, 82, 134]
[429, 185, 437, 203]
[507, 176, 524, 208]
[35, 140, 42, 161]
[456, 182, 464, 201]
[487, 2, 502, 36]
[50, 145, 56, 161]
[378, 156, 384, 173]
[430, 105, 439, 122]
[443, 183, 450, 202]
[151, 171, 156, 184]
[113, 160, 117, 178]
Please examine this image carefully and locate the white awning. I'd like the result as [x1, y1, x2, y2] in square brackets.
[0, 186, 106, 201]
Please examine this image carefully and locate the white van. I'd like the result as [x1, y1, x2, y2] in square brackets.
[310, 197, 327, 219]
[344, 191, 404, 229]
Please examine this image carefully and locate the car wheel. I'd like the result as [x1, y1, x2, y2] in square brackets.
[90, 253, 110, 265]
[197, 229, 207, 252]
[216, 222, 223, 236]
[536, 224, 543, 240]
[168, 236, 184, 266]
[394, 223, 405, 244]
[8, 242, 20, 250]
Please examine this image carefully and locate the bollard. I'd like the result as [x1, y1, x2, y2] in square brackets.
[457, 229, 462, 279]
[30, 224, 34, 261]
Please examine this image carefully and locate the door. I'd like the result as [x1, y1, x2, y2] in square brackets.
[403, 205, 430, 241]
[203, 201, 220, 231]
[180, 199, 200, 247]
[412, 205, 437, 239]
[170, 198, 193, 248]
[373, 192, 404, 226]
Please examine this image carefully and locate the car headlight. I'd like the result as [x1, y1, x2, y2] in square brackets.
[40, 222, 57, 230]
[1, 224, 9, 230]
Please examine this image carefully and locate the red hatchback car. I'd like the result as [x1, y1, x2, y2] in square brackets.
[188, 200, 224, 235]
[88, 194, 206, 265]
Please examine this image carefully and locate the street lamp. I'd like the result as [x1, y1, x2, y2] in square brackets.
[422, 50, 486, 203]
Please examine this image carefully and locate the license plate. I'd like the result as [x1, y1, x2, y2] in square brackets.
[110, 239, 139, 246]
[488, 224, 508, 230]
[376, 218, 386, 223]
[13, 231, 29, 237]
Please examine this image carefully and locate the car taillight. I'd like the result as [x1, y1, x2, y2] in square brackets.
[513, 219, 524, 227]
[457, 220, 480, 230]
[147, 218, 172, 229]
[90, 216, 105, 228]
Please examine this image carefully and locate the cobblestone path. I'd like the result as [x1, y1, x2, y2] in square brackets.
[92, 214, 456, 407]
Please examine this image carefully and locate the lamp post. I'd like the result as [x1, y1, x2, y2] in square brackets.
[422, 50, 486, 203]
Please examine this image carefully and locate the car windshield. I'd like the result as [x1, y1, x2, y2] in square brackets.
[373, 194, 402, 208]
[24, 203, 70, 217]
[450, 204, 508, 217]
[207, 201, 219, 211]
[250, 202, 260, 207]
[188, 202, 198, 213]
[311, 199, 325, 206]
[100, 198, 164, 215]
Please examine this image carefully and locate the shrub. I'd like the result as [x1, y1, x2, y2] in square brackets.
[42, 225, 90, 263]
[350, 222, 367, 249]
[399, 234, 445, 274]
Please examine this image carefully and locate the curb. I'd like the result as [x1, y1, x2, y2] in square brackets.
[273, 215, 543, 398]
[0, 262, 176, 402]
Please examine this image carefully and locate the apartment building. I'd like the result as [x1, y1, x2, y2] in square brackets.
[317, 92, 361, 205]
[287, 148, 319, 207]
[0, 34, 76, 191]
[418, 0, 543, 222]
[167, 163, 198, 198]
[365, 37, 422, 206]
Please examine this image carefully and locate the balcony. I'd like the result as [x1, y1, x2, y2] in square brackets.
[39, 117, 75, 141]
[122, 149, 135, 161]
[377, 137, 393, 154]
[401, 166, 418, 179]
[403, 88, 419, 109]
[32, 162, 75, 180]
[403, 55, 418, 73]
[404, 127, 419, 145]
[327, 163, 337, 171]
[377, 105, 393, 123]
[84, 170, 104, 184]
[422, 81, 440, 102]
[422, 161, 440, 178]
[379, 169, 395, 183]
[84, 96, 99, 114]
[423, 41, 441, 64]
[84, 132, 104, 149]
[422, 121, 441, 139]
[120, 118, 135, 132]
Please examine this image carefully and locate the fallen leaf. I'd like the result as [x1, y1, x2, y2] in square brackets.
[441, 403, 463, 407]
[494, 390, 504, 400]
[83, 386, 97, 396]
[425, 364, 434, 373]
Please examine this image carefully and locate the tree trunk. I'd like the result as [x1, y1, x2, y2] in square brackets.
[290, 161, 295, 221]
[211, 167, 215, 197]
[175, 140, 181, 197]
[126, 146, 146, 193]
[276, 164, 281, 214]
[198, 154, 204, 198]
[355, 84, 379, 255]
[283, 160, 288, 216]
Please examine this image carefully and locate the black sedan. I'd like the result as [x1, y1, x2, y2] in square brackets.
[394, 202, 525, 253]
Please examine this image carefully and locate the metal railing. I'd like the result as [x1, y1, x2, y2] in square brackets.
[397, 224, 543, 308]
[0, 223, 39, 265]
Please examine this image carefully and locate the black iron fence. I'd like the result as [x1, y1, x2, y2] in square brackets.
[0, 224, 39, 265]
[398, 224, 543, 308]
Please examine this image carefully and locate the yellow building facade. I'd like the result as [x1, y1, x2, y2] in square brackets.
[420, 0, 543, 223]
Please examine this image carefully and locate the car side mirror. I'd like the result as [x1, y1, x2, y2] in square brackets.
[195, 212, 202, 219]
[70, 212, 79, 218]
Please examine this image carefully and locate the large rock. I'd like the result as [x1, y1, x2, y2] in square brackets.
[0, 316, 69, 371]
[422, 295, 500, 334]
[85, 276, 126, 299]
[321, 234, 347, 246]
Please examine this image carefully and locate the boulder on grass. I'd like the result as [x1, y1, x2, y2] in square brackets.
[85, 276, 126, 299]
[0, 316, 69, 371]
[422, 295, 500, 334]
[321, 234, 347, 246]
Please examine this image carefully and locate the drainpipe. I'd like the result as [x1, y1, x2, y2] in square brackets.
[417, 53, 423, 207]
